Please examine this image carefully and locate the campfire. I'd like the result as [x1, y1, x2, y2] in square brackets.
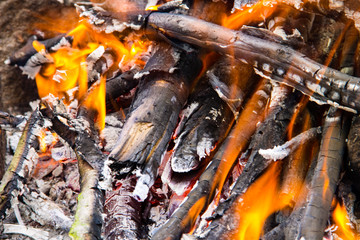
[1, 0, 360, 239]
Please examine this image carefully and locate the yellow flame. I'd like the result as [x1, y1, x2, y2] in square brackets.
[332, 201, 356, 240]
[145, 5, 160, 11]
[83, 77, 106, 130]
[38, 129, 48, 153]
[222, 0, 277, 30]
[232, 162, 292, 239]
[33, 20, 149, 129]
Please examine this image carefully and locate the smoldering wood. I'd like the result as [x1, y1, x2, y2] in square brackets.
[0, 109, 41, 218]
[280, 117, 319, 206]
[104, 175, 146, 240]
[152, 79, 271, 240]
[298, 107, 349, 239]
[258, 126, 322, 161]
[261, 148, 319, 240]
[170, 81, 233, 173]
[108, 42, 202, 201]
[202, 85, 300, 239]
[347, 115, 360, 192]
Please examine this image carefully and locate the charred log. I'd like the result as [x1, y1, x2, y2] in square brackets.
[104, 175, 146, 240]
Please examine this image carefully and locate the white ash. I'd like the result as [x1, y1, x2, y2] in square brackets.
[29, 100, 41, 111]
[205, 107, 222, 121]
[133, 170, 152, 202]
[133, 71, 150, 79]
[51, 146, 76, 162]
[269, 82, 290, 110]
[196, 136, 214, 160]
[171, 96, 177, 103]
[86, 45, 105, 64]
[21, 186, 73, 231]
[8, 131, 23, 153]
[169, 67, 178, 73]
[258, 145, 290, 161]
[99, 157, 112, 191]
[101, 126, 122, 153]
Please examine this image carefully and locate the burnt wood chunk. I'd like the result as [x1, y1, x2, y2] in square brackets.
[108, 42, 202, 201]
[170, 82, 233, 173]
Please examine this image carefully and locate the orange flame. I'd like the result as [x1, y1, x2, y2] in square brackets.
[223, 0, 277, 30]
[232, 162, 292, 239]
[332, 201, 356, 240]
[38, 128, 48, 153]
[33, 19, 149, 130]
[83, 77, 106, 130]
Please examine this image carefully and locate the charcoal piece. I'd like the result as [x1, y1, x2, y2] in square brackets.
[7, 34, 71, 67]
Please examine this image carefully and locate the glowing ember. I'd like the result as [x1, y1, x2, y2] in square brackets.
[332, 201, 356, 240]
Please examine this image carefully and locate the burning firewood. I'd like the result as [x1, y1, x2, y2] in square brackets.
[4, 0, 360, 239]
[152, 79, 271, 240]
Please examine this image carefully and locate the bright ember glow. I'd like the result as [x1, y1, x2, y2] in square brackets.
[332, 201, 356, 240]
[145, 5, 160, 11]
[232, 162, 292, 239]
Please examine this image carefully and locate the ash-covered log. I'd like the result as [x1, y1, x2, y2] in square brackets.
[0, 109, 42, 218]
